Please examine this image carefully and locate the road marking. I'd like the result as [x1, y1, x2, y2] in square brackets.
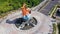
[50, 5, 57, 17]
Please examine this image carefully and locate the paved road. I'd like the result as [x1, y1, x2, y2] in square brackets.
[39, 0, 59, 16]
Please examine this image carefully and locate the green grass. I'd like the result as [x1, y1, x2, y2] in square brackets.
[57, 23, 60, 34]
[0, 0, 43, 16]
[52, 23, 57, 34]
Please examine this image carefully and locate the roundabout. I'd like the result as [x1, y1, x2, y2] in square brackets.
[0, 11, 53, 34]
[0, 0, 57, 34]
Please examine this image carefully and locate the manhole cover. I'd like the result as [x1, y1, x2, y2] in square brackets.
[15, 17, 37, 30]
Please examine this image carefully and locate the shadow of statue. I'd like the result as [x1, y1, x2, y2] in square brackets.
[6, 18, 26, 25]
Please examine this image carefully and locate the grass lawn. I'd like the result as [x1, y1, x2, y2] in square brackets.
[52, 23, 57, 34]
[0, 0, 43, 16]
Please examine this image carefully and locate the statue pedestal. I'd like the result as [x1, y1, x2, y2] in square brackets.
[15, 17, 37, 30]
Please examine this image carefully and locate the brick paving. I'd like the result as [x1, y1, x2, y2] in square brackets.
[0, 11, 53, 34]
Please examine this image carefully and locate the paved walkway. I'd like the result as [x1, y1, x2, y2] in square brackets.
[0, 11, 53, 34]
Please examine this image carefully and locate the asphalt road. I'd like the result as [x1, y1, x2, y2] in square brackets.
[39, 0, 59, 16]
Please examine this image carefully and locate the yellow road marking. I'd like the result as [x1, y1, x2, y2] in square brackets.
[50, 5, 57, 17]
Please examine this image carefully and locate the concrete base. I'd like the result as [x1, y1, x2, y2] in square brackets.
[0, 11, 53, 34]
